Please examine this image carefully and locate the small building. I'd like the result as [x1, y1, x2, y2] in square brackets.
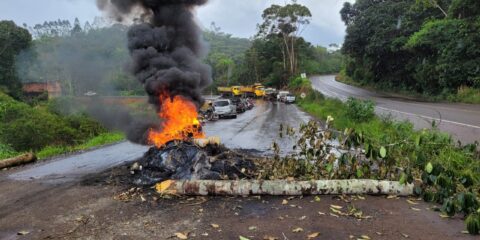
[22, 82, 62, 99]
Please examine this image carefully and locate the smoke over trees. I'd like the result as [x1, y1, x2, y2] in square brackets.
[97, 0, 212, 109]
[17, 23, 143, 96]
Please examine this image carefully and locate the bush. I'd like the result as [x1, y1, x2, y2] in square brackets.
[0, 91, 108, 152]
[289, 76, 311, 90]
[345, 97, 375, 122]
[0, 142, 19, 160]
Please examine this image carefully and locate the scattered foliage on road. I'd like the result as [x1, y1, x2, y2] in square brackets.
[289, 82, 480, 234]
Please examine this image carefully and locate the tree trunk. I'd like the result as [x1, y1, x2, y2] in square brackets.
[156, 179, 414, 196]
[0, 153, 36, 169]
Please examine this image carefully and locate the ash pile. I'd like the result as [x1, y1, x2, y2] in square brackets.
[131, 140, 257, 186]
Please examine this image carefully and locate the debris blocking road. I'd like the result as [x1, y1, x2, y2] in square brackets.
[131, 141, 257, 186]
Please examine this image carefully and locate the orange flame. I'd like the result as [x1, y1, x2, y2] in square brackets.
[148, 93, 205, 148]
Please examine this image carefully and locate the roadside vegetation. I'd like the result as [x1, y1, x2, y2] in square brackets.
[0, 91, 124, 160]
[340, 0, 480, 104]
[288, 77, 480, 234]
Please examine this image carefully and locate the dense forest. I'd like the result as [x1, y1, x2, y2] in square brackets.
[341, 0, 480, 98]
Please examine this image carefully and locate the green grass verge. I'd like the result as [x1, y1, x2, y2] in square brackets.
[297, 90, 479, 173]
[36, 132, 125, 160]
[0, 143, 20, 160]
[295, 84, 480, 234]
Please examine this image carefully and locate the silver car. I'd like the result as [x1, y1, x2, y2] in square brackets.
[213, 99, 237, 118]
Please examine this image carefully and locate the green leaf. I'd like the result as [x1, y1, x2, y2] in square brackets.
[415, 135, 421, 147]
[356, 168, 364, 178]
[379, 147, 387, 158]
[425, 162, 433, 174]
[399, 173, 407, 185]
[239, 236, 251, 240]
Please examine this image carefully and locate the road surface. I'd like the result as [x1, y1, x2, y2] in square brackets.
[0, 99, 473, 240]
[8, 100, 310, 182]
[311, 75, 480, 144]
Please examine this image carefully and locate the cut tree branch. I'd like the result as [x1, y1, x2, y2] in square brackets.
[0, 153, 36, 169]
[156, 179, 414, 196]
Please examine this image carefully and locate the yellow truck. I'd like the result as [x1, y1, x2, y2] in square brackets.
[240, 83, 265, 97]
[217, 86, 242, 97]
[218, 83, 265, 97]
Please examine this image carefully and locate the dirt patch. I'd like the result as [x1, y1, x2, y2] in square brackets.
[0, 162, 474, 240]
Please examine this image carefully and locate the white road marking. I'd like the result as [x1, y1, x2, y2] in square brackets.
[313, 79, 480, 130]
[376, 106, 480, 130]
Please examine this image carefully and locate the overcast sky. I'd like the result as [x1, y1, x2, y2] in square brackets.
[0, 0, 353, 46]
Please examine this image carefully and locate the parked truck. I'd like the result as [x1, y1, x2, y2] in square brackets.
[217, 86, 242, 97]
[240, 83, 265, 97]
[217, 83, 265, 98]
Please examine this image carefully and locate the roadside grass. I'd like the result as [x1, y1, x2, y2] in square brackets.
[297, 87, 479, 175]
[0, 143, 20, 160]
[36, 132, 125, 160]
[294, 82, 480, 233]
[447, 86, 480, 104]
[336, 71, 480, 104]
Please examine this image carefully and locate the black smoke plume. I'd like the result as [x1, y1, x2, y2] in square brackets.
[96, 0, 212, 143]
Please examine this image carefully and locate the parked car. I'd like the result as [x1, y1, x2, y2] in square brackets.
[285, 94, 296, 104]
[277, 91, 290, 102]
[213, 99, 237, 118]
[244, 98, 254, 110]
[231, 98, 246, 113]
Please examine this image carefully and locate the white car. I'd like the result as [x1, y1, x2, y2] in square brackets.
[285, 94, 296, 104]
[213, 99, 237, 118]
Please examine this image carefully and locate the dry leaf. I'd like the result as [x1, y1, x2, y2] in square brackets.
[292, 227, 304, 233]
[439, 213, 450, 218]
[318, 211, 326, 215]
[461, 230, 469, 234]
[360, 235, 370, 239]
[401, 233, 409, 238]
[406, 199, 418, 205]
[282, 199, 288, 205]
[239, 236, 250, 240]
[330, 207, 344, 215]
[307, 232, 321, 239]
[248, 226, 257, 231]
[387, 195, 398, 199]
[211, 223, 220, 228]
[17, 231, 30, 236]
[357, 195, 366, 200]
[174, 232, 188, 239]
[410, 207, 421, 211]
[263, 236, 278, 240]
[299, 216, 307, 220]
[314, 196, 321, 202]
[329, 213, 339, 218]
[375, 232, 382, 235]
[330, 204, 343, 209]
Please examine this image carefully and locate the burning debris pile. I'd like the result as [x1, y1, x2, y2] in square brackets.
[131, 141, 257, 186]
[96, 0, 252, 184]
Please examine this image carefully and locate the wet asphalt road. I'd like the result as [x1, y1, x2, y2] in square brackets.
[311, 75, 480, 144]
[8, 100, 310, 182]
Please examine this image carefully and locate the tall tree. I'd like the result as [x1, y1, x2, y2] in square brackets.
[0, 21, 32, 97]
[257, 2, 312, 78]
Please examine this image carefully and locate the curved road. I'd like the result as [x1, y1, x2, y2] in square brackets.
[311, 75, 480, 144]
